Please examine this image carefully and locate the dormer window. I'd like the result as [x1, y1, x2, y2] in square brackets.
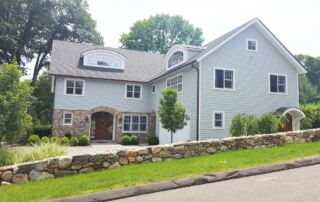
[82, 49, 126, 69]
[168, 51, 184, 68]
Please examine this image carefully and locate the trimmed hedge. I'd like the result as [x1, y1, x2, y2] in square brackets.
[79, 135, 90, 146]
[28, 135, 40, 145]
[121, 134, 139, 145]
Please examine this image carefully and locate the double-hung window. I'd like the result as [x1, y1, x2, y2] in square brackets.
[65, 79, 84, 95]
[126, 84, 141, 99]
[123, 115, 147, 133]
[270, 74, 287, 94]
[63, 112, 73, 125]
[213, 111, 224, 129]
[167, 74, 183, 92]
[214, 69, 234, 90]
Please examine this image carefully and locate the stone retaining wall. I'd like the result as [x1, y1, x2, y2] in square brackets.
[1, 129, 320, 186]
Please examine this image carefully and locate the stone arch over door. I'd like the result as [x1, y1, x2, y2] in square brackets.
[88, 106, 122, 141]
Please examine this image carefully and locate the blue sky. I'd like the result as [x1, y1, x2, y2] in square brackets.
[87, 0, 320, 57]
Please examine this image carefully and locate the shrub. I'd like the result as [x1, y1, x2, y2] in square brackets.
[300, 103, 320, 129]
[130, 135, 138, 145]
[0, 147, 14, 166]
[28, 135, 40, 145]
[148, 135, 159, 145]
[79, 134, 90, 146]
[64, 132, 72, 140]
[121, 135, 131, 145]
[230, 114, 260, 136]
[33, 125, 52, 138]
[70, 137, 79, 146]
[122, 135, 139, 145]
[258, 113, 284, 134]
[50, 137, 59, 143]
[58, 137, 69, 146]
[40, 136, 50, 144]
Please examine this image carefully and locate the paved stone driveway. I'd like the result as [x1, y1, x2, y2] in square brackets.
[68, 143, 143, 155]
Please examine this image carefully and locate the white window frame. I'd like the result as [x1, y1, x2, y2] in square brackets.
[63, 112, 73, 126]
[64, 78, 85, 96]
[212, 111, 225, 129]
[213, 67, 235, 91]
[246, 39, 258, 52]
[82, 49, 126, 69]
[122, 114, 148, 133]
[152, 84, 156, 93]
[268, 73, 288, 95]
[166, 73, 183, 93]
[125, 83, 142, 99]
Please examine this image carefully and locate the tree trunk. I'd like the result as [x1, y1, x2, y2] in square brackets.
[170, 131, 173, 144]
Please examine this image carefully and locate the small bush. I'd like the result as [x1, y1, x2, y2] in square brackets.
[33, 125, 52, 138]
[64, 132, 72, 140]
[50, 137, 59, 143]
[258, 113, 285, 134]
[0, 147, 14, 166]
[28, 135, 40, 145]
[58, 137, 69, 146]
[122, 135, 139, 145]
[79, 134, 90, 146]
[130, 135, 138, 145]
[121, 135, 131, 145]
[300, 103, 320, 129]
[40, 136, 50, 144]
[148, 135, 159, 145]
[70, 137, 79, 146]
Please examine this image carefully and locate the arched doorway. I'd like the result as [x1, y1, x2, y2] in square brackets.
[91, 112, 114, 140]
[276, 107, 305, 131]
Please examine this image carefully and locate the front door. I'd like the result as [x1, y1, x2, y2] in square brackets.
[281, 114, 293, 132]
[94, 113, 113, 140]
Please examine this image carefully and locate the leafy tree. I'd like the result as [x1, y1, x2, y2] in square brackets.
[300, 103, 320, 129]
[296, 54, 320, 91]
[0, 63, 33, 144]
[158, 88, 187, 143]
[29, 71, 53, 125]
[120, 14, 203, 54]
[0, 0, 104, 84]
[299, 76, 318, 103]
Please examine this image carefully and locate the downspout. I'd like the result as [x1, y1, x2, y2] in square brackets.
[191, 62, 200, 141]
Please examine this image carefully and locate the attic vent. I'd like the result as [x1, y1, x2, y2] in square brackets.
[82, 49, 126, 70]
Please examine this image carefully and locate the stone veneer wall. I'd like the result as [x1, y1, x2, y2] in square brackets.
[1, 129, 320, 185]
[52, 108, 156, 143]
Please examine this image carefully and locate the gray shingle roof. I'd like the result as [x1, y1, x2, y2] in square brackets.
[49, 40, 165, 82]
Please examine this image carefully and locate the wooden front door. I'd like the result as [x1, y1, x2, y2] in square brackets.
[281, 114, 293, 132]
[94, 113, 113, 140]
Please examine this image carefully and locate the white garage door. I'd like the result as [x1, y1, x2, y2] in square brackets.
[159, 120, 190, 144]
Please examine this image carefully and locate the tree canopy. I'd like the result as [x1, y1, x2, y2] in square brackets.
[120, 14, 203, 54]
[0, 63, 33, 144]
[0, 0, 104, 84]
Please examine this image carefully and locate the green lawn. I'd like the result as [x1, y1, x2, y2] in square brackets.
[2, 142, 320, 202]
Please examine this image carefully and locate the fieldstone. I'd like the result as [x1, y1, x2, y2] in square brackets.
[117, 150, 127, 157]
[152, 157, 162, 162]
[206, 147, 216, 154]
[71, 165, 82, 170]
[15, 164, 33, 174]
[119, 158, 129, 165]
[54, 170, 77, 178]
[82, 163, 95, 168]
[220, 145, 228, 151]
[1, 171, 13, 181]
[173, 154, 182, 159]
[1, 181, 11, 186]
[284, 136, 294, 144]
[137, 148, 149, 155]
[89, 154, 104, 163]
[128, 157, 135, 163]
[12, 174, 28, 183]
[79, 167, 95, 173]
[34, 161, 49, 171]
[102, 162, 110, 168]
[127, 151, 138, 157]
[109, 162, 121, 169]
[105, 153, 117, 159]
[58, 156, 72, 169]
[173, 145, 185, 154]
[151, 147, 162, 154]
[159, 151, 171, 158]
[29, 170, 54, 181]
[136, 156, 144, 163]
[143, 154, 153, 160]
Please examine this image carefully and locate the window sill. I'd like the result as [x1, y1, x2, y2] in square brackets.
[213, 87, 235, 91]
[122, 131, 147, 134]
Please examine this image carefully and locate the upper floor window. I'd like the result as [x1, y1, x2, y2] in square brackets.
[123, 115, 147, 133]
[246, 39, 258, 51]
[82, 50, 125, 69]
[167, 74, 183, 92]
[152, 85, 155, 93]
[126, 84, 142, 99]
[214, 68, 234, 90]
[65, 79, 84, 95]
[213, 111, 224, 129]
[270, 74, 287, 94]
[168, 51, 184, 68]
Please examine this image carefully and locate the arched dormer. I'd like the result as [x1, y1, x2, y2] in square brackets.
[164, 45, 188, 71]
[81, 49, 126, 70]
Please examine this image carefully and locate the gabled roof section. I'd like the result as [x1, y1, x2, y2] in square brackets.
[196, 18, 306, 75]
[49, 40, 164, 82]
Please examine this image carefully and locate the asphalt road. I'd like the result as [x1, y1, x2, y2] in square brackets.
[113, 164, 320, 202]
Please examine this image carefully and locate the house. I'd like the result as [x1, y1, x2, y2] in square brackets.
[49, 18, 306, 144]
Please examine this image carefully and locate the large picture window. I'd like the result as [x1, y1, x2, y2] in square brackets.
[125, 84, 142, 99]
[123, 115, 147, 133]
[65, 79, 84, 95]
[270, 74, 287, 94]
[167, 75, 183, 92]
[214, 69, 234, 90]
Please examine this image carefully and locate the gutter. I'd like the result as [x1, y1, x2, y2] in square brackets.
[191, 62, 200, 141]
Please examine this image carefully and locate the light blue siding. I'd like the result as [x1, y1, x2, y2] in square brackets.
[199, 26, 299, 139]
[54, 77, 152, 112]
